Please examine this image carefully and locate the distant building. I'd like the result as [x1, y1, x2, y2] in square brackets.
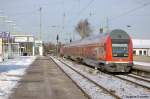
[0, 32, 15, 62]
[34, 40, 43, 56]
[13, 35, 35, 56]
[132, 39, 150, 56]
[0, 33, 44, 62]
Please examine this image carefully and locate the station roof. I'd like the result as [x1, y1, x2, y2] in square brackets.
[13, 34, 34, 43]
[132, 39, 150, 49]
[12, 34, 34, 37]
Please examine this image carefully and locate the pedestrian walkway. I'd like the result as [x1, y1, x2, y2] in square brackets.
[9, 56, 87, 99]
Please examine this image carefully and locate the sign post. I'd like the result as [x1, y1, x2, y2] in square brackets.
[56, 34, 59, 56]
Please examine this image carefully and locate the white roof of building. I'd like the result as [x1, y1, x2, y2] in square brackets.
[132, 39, 150, 48]
[12, 34, 34, 37]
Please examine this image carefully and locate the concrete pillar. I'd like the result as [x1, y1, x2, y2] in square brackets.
[32, 44, 35, 56]
[17, 44, 20, 56]
[0, 38, 3, 62]
[39, 46, 43, 56]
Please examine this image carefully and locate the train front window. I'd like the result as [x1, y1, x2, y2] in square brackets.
[112, 44, 128, 57]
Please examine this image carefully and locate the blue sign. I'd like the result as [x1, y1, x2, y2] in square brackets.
[0, 32, 10, 38]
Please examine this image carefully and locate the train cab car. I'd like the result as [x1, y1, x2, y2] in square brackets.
[61, 29, 133, 72]
[102, 29, 133, 72]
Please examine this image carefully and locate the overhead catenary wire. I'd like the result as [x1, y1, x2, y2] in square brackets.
[67, 0, 95, 24]
[60, 0, 95, 42]
[110, 1, 150, 22]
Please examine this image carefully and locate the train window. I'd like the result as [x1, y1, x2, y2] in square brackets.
[112, 44, 128, 57]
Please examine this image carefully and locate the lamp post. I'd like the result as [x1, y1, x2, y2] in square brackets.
[0, 16, 7, 31]
[0, 14, 20, 58]
[56, 34, 59, 56]
[0, 15, 7, 60]
[11, 23, 17, 35]
[49, 26, 61, 56]
[5, 20, 13, 59]
[39, 7, 42, 40]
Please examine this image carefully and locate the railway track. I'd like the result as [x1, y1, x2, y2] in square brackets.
[128, 74, 150, 83]
[51, 56, 150, 99]
[131, 66, 150, 78]
[66, 58, 150, 90]
[51, 56, 121, 99]
[114, 74, 150, 90]
[64, 58, 150, 89]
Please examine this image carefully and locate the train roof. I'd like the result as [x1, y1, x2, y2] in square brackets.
[64, 29, 130, 47]
[110, 29, 130, 40]
[65, 33, 108, 47]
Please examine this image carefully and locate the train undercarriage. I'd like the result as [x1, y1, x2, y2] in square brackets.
[65, 55, 133, 73]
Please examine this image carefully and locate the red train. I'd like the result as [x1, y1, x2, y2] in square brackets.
[60, 29, 133, 72]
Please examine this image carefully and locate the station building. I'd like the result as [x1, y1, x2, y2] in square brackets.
[13, 35, 35, 56]
[0, 32, 16, 61]
[0, 33, 44, 62]
[132, 39, 150, 56]
[13, 35, 44, 56]
[34, 40, 43, 56]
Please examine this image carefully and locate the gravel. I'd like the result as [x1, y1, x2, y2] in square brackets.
[51, 56, 115, 99]
[58, 57, 150, 99]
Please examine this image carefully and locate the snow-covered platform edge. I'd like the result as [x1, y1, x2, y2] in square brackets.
[134, 61, 150, 67]
[0, 56, 37, 99]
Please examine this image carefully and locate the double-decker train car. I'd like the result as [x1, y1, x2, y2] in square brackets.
[60, 29, 133, 72]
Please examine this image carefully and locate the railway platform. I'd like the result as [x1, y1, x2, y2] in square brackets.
[9, 56, 87, 99]
[134, 56, 150, 63]
[133, 62, 150, 72]
[132, 56, 150, 78]
[132, 63, 150, 78]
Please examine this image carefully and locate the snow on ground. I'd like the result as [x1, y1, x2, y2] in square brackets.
[116, 75, 150, 88]
[0, 56, 36, 99]
[58, 57, 150, 99]
[134, 61, 150, 67]
[51, 56, 115, 99]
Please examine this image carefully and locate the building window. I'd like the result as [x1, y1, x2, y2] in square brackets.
[133, 50, 136, 55]
[139, 50, 142, 55]
[144, 51, 147, 56]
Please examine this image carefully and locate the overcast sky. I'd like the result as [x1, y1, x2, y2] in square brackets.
[0, 0, 150, 43]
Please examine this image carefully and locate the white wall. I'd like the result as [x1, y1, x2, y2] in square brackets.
[133, 49, 149, 56]
[148, 49, 150, 56]
[39, 46, 43, 56]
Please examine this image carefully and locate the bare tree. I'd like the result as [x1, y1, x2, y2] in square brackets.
[43, 42, 56, 55]
[75, 19, 93, 39]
